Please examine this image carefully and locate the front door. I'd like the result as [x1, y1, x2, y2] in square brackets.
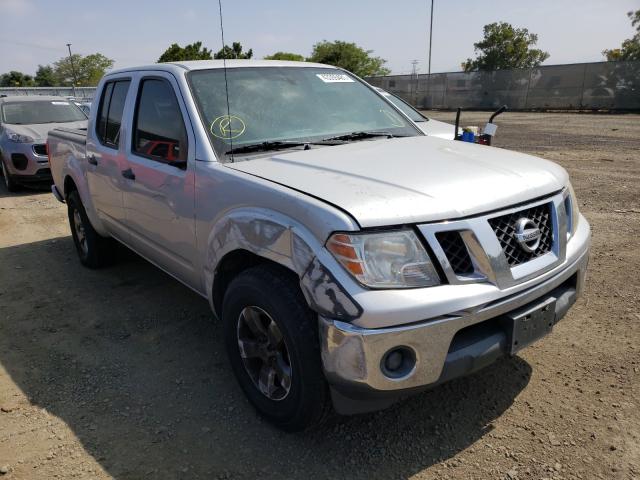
[121, 73, 197, 287]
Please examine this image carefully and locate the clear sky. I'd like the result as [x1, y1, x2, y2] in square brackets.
[0, 0, 637, 76]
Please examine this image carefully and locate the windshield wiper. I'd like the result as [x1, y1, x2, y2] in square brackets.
[226, 139, 345, 155]
[226, 141, 307, 155]
[321, 131, 405, 142]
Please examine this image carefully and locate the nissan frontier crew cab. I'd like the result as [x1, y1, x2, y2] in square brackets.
[48, 60, 590, 431]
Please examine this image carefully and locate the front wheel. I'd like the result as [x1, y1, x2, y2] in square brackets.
[67, 190, 115, 268]
[222, 264, 330, 431]
[1, 158, 19, 192]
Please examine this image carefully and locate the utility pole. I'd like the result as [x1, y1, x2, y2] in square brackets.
[66, 43, 78, 98]
[411, 60, 419, 105]
[426, 0, 434, 109]
[428, 0, 434, 77]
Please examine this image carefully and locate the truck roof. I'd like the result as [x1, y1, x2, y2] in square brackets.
[106, 59, 338, 77]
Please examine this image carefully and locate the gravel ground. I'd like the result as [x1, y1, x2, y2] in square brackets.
[0, 112, 639, 479]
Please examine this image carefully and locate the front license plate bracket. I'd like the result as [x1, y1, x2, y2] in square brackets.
[502, 297, 556, 354]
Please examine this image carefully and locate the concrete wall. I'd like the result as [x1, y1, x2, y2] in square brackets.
[367, 61, 640, 111]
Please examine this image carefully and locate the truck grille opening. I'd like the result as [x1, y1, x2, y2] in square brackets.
[488, 203, 553, 267]
[32, 144, 47, 156]
[436, 231, 474, 275]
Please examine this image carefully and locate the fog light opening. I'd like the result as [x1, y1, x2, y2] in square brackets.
[381, 346, 416, 379]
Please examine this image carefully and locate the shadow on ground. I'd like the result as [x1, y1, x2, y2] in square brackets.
[0, 236, 531, 479]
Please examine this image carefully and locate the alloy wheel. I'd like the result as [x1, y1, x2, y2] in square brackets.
[73, 208, 88, 255]
[236, 306, 292, 401]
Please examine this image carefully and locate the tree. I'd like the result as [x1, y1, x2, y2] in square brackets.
[34, 65, 56, 87]
[0, 71, 34, 87]
[214, 42, 253, 59]
[264, 52, 305, 61]
[603, 10, 640, 61]
[307, 40, 390, 77]
[462, 22, 549, 72]
[53, 53, 114, 86]
[158, 41, 213, 62]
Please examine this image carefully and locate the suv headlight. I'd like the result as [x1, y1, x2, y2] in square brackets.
[327, 230, 441, 288]
[8, 132, 35, 143]
[565, 182, 580, 238]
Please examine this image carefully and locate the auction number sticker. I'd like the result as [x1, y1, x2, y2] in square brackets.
[316, 73, 354, 83]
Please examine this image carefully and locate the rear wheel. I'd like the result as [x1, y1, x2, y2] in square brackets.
[1, 158, 19, 192]
[67, 190, 115, 268]
[222, 264, 330, 431]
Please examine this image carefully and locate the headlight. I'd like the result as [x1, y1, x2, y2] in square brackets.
[327, 230, 441, 288]
[565, 182, 580, 238]
[8, 132, 35, 143]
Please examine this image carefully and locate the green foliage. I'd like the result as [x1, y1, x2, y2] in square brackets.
[0, 71, 34, 87]
[214, 42, 253, 59]
[53, 53, 114, 86]
[603, 10, 640, 61]
[34, 65, 56, 87]
[264, 52, 305, 61]
[307, 40, 390, 77]
[158, 41, 213, 63]
[462, 22, 550, 72]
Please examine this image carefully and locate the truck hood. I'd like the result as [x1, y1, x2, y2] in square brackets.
[227, 136, 568, 227]
[5, 121, 87, 142]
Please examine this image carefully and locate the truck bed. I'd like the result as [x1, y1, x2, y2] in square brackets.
[49, 127, 88, 145]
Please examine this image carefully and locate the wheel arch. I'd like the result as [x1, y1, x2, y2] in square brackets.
[204, 209, 362, 322]
[60, 167, 108, 237]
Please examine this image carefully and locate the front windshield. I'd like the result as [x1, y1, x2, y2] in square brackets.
[382, 93, 427, 123]
[1, 100, 87, 125]
[188, 67, 420, 160]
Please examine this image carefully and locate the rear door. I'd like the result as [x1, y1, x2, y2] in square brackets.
[121, 72, 197, 287]
[86, 78, 132, 240]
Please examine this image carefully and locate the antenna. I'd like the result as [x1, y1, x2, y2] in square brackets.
[217, 0, 233, 162]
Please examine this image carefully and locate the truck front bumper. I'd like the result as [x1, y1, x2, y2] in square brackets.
[320, 216, 590, 413]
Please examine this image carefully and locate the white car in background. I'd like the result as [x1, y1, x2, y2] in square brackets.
[373, 86, 456, 139]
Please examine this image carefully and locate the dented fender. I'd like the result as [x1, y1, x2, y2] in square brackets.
[203, 208, 362, 321]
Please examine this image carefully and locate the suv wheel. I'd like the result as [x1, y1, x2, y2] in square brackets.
[222, 264, 330, 431]
[67, 190, 115, 268]
[1, 158, 19, 192]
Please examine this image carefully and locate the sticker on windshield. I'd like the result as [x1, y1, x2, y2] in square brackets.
[316, 73, 354, 83]
[210, 115, 246, 141]
[51, 101, 70, 106]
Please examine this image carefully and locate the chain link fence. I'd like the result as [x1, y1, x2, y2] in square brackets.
[0, 86, 96, 100]
[367, 61, 640, 111]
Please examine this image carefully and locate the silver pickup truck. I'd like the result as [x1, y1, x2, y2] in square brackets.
[48, 60, 590, 431]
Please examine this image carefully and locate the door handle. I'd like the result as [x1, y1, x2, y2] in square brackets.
[88, 155, 98, 165]
[121, 168, 135, 180]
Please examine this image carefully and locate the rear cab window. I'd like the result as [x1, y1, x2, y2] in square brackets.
[96, 79, 131, 148]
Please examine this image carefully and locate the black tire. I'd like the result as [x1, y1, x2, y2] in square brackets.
[1, 157, 19, 192]
[222, 264, 330, 431]
[67, 190, 115, 268]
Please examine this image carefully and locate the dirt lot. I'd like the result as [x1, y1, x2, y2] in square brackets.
[0, 112, 639, 480]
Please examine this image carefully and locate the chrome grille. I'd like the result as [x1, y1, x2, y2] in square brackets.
[488, 203, 553, 266]
[436, 231, 474, 275]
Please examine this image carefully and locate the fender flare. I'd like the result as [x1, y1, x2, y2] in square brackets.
[204, 207, 362, 321]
